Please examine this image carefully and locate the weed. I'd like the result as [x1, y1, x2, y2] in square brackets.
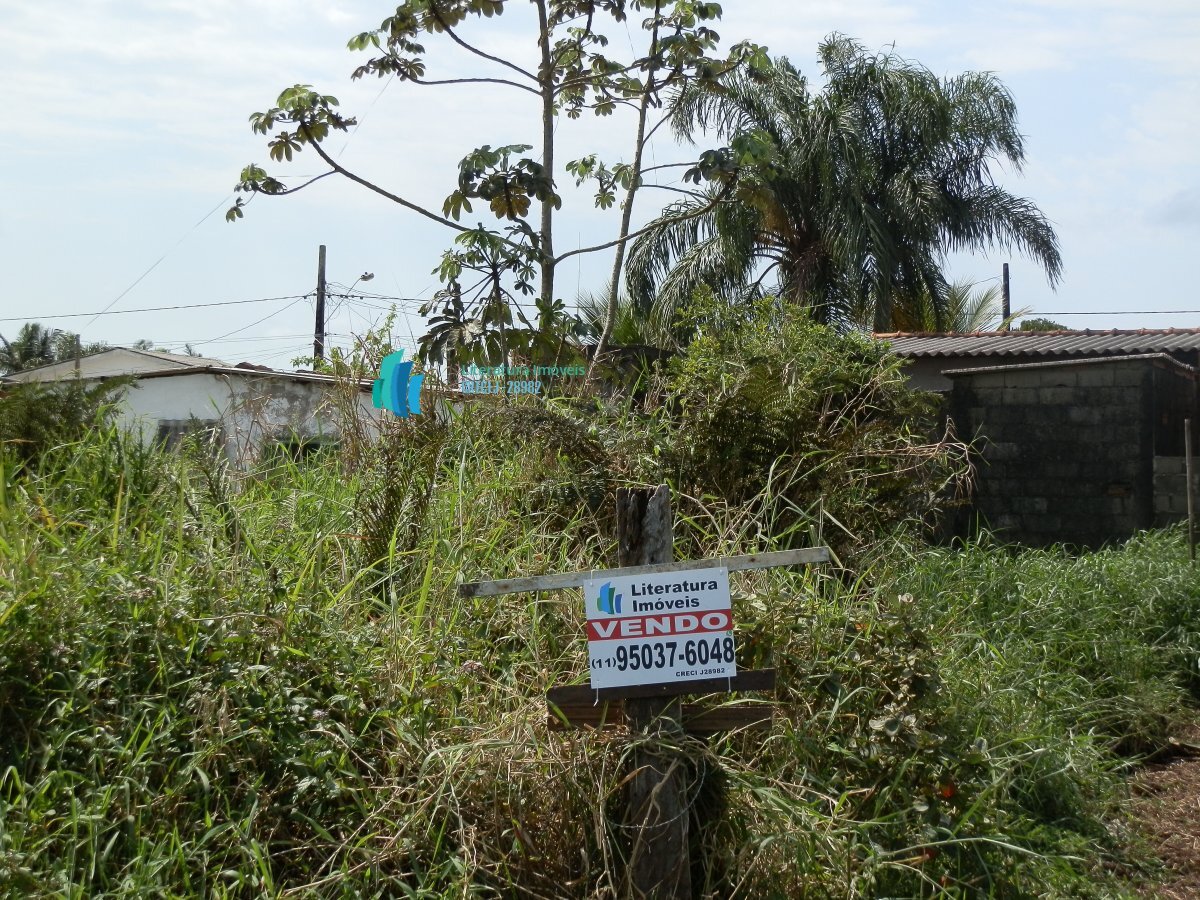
[1, 415, 1194, 897]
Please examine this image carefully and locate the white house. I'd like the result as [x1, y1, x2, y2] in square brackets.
[3, 347, 229, 383]
[3, 348, 380, 464]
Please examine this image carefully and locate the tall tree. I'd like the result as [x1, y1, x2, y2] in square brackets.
[626, 37, 1062, 335]
[229, 0, 767, 376]
[1018, 316, 1067, 332]
[0, 324, 106, 375]
[1, 323, 60, 374]
[882, 278, 1030, 334]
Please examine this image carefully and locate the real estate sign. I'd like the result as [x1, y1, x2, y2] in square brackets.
[583, 567, 735, 691]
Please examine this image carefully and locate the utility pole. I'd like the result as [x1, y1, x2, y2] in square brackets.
[1001, 263, 1011, 330]
[313, 244, 327, 363]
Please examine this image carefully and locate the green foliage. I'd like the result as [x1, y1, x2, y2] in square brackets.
[1, 408, 1196, 896]
[627, 38, 1062, 334]
[419, 249, 591, 379]
[888, 277, 1031, 334]
[0, 379, 126, 467]
[0, 323, 107, 375]
[445, 144, 559, 222]
[354, 412, 447, 595]
[229, 0, 768, 373]
[1020, 316, 1068, 332]
[655, 295, 968, 563]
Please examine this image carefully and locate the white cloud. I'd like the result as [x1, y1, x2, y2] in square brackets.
[0, 0, 1197, 350]
[1150, 186, 1200, 228]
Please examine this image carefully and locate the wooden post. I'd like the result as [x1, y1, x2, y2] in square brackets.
[617, 485, 691, 899]
[1186, 418, 1195, 563]
[462, 507, 830, 897]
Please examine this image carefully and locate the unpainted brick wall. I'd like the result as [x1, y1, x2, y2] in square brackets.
[951, 359, 1154, 547]
[1153, 456, 1199, 526]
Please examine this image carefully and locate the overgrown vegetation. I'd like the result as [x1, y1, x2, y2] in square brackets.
[1, 367, 1197, 895]
[0, 378, 127, 468]
[650, 296, 969, 564]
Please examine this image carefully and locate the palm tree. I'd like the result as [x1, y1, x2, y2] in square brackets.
[626, 37, 1062, 335]
[576, 290, 669, 349]
[0, 323, 63, 374]
[881, 277, 1030, 333]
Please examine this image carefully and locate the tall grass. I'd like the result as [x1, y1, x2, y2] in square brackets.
[1, 413, 1196, 897]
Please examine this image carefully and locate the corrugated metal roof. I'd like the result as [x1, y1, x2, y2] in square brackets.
[942, 352, 1198, 377]
[125, 348, 228, 367]
[2, 346, 229, 383]
[875, 328, 1200, 358]
[131, 365, 372, 388]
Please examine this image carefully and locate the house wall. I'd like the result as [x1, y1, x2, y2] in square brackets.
[116, 373, 378, 465]
[1150, 367, 1199, 527]
[901, 356, 971, 392]
[950, 358, 1156, 547]
[1154, 456, 1200, 526]
[901, 349, 1200, 394]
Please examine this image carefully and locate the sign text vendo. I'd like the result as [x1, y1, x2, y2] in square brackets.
[583, 567, 735, 690]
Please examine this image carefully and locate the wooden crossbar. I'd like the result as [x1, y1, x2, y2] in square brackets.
[547, 669, 778, 734]
[459, 547, 830, 598]
[547, 700, 776, 736]
[548, 668, 776, 703]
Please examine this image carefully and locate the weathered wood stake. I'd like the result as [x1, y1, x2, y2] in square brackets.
[461, 490, 829, 896]
[617, 485, 691, 899]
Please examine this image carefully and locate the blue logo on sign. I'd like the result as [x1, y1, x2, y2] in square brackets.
[373, 350, 423, 417]
[596, 582, 622, 615]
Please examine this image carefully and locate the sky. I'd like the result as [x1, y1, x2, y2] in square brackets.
[1, 0, 1198, 367]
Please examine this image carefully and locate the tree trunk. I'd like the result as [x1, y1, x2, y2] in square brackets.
[587, 1, 664, 387]
[535, 0, 556, 311]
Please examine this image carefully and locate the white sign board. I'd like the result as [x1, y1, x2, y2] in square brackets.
[583, 567, 735, 690]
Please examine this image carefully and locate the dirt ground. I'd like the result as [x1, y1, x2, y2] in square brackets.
[1130, 729, 1200, 899]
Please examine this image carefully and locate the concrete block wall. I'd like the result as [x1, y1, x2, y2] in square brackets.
[951, 358, 1154, 547]
[1153, 456, 1200, 526]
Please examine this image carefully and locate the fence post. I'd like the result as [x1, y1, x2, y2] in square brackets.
[616, 485, 691, 899]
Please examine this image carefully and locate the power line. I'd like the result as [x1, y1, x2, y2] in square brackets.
[155, 331, 362, 350]
[141, 332, 319, 347]
[1034, 310, 1200, 316]
[191, 297, 309, 347]
[79, 194, 234, 332]
[336, 74, 395, 158]
[322, 291, 427, 310]
[0, 294, 312, 323]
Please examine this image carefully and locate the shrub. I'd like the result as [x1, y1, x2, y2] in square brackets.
[0, 378, 126, 468]
[654, 295, 970, 563]
[2, 384, 1196, 897]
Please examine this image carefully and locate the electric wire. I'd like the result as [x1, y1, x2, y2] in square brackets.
[190, 297, 309, 347]
[78, 195, 234, 332]
[0, 294, 312, 323]
[1032, 310, 1200, 317]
